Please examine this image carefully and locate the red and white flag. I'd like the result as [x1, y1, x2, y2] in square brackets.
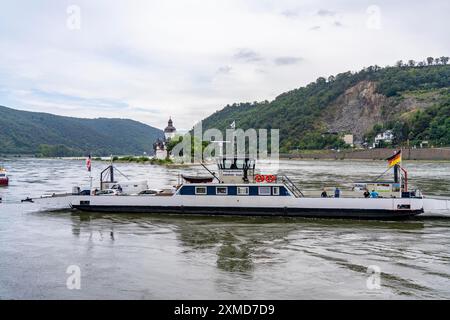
[86, 155, 91, 172]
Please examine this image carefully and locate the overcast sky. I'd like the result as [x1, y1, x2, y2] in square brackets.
[0, 0, 448, 131]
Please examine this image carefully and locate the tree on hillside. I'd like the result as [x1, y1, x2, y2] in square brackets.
[408, 60, 416, 67]
[427, 57, 434, 65]
[440, 56, 449, 65]
[316, 77, 327, 85]
[395, 60, 404, 67]
[392, 121, 410, 145]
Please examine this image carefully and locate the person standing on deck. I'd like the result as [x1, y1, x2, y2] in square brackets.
[334, 187, 341, 198]
[363, 189, 370, 198]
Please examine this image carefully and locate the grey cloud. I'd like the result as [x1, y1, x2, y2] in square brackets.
[317, 9, 336, 16]
[309, 25, 321, 31]
[281, 10, 298, 18]
[216, 66, 232, 74]
[274, 56, 303, 66]
[234, 49, 263, 62]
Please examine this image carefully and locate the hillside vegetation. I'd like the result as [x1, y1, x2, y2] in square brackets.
[201, 58, 450, 151]
[0, 106, 163, 156]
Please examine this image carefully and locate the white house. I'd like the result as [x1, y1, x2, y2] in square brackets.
[373, 130, 394, 148]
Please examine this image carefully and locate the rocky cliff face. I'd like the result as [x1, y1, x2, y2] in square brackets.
[323, 80, 436, 143]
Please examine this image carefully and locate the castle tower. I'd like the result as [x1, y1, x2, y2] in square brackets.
[164, 117, 176, 140]
[153, 117, 177, 159]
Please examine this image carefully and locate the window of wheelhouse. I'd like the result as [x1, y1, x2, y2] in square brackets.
[235, 159, 245, 169]
[224, 160, 233, 169]
[218, 157, 255, 170]
[195, 187, 207, 195]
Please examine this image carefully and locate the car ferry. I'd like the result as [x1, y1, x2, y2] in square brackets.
[69, 156, 424, 219]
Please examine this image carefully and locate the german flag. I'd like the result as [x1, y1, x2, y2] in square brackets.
[386, 150, 402, 167]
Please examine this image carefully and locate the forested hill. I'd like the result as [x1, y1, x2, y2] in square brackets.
[0, 106, 164, 156]
[201, 58, 450, 151]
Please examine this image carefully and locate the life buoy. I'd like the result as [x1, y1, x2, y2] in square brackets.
[255, 174, 265, 183]
[265, 175, 276, 183]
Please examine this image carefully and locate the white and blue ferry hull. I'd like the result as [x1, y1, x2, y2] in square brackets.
[69, 195, 424, 219]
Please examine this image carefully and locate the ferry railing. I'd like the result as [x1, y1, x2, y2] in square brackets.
[278, 175, 304, 197]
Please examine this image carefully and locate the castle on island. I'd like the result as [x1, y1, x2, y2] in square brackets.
[153, 117, 177, 159]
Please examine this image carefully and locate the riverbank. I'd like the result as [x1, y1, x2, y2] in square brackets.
[282, 148, 450, 161]
[101, 156, 173, 166]
[3, 147, 450, 162]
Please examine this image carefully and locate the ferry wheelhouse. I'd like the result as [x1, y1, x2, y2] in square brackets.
[69, 156, 424, 219]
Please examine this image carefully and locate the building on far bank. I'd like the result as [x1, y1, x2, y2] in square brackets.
[373, 130, 394, 148]
[153, 118, 177, 159]
[153, 138, 167, 159]
[322, 131, 354, 147]
[343, 134, 354, 147]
